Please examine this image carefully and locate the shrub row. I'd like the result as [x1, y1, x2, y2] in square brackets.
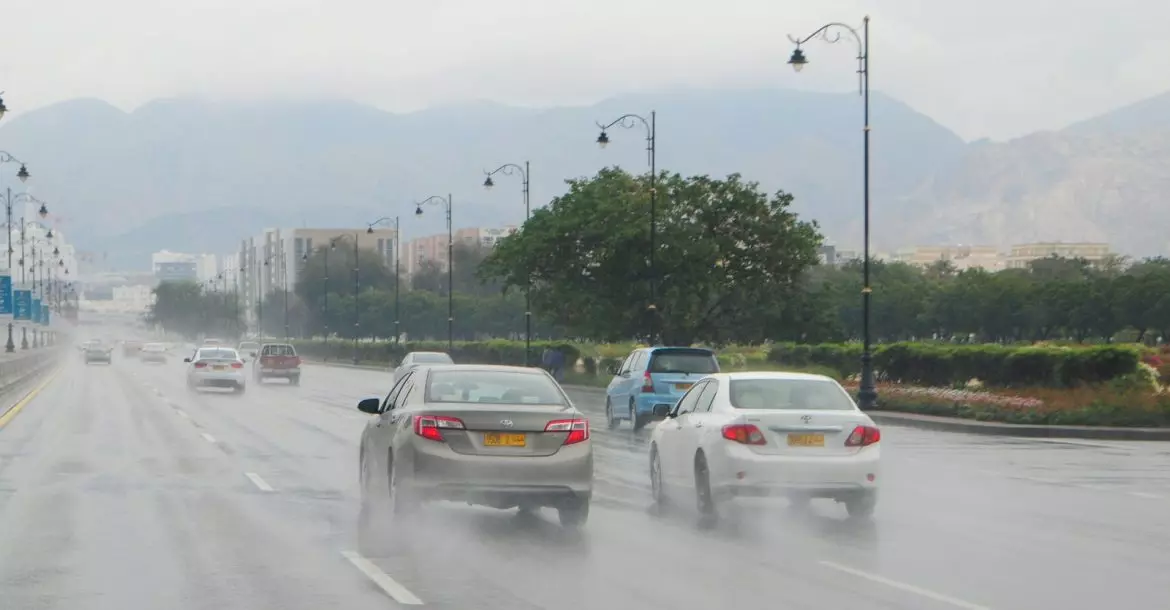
[767, 342, 1142, 389]
[290, 339, 581, 370]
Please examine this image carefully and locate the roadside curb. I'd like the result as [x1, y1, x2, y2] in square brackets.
[867, 411, 1170, 441]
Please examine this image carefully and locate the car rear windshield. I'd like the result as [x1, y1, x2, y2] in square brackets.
[648, 350, 719, 374]
[729, 379, 856, 411]
[198, 349, 239, 361]
[413, 352, 454, 364]
[425, 370, 566, 405]
[263, 345, 296, 356]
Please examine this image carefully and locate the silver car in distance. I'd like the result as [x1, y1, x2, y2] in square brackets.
[357, 365, 593, 530]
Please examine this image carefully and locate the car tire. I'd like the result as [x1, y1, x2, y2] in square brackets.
[694, 453, 718, 522]
[388, 459, 418, 517]
[605, 398, 619, 430]
[650, 445, 669, 512]
[845, 492, 877, 519]
[557, 497, 590, 529]
[235, 384, 246, 395]
[358, 450, 393, 556]
[630, 398, 648, 431]
[291, 376, 300, 386]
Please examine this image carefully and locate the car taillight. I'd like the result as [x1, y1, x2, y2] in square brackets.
[231, 362, 243, 369]
[193, 362, 208, 368]
[545, 418, 589, 445]
[413, 415, 465, 442]
[722, 423, 766, 445]
[845, 425, 881, 447]
[641, 372, 654, 393]
[293, 356, 301, 366]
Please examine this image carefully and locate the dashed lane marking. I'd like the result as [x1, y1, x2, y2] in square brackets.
[818, 560, 992, 610]
[245, 472, 275, 492]
[176, 410, 190, 419]
[200, 432, 217, 444]
[1130, 491, 1163, 499]
[341, 550, 424, 605]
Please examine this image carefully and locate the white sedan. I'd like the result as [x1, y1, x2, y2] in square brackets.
[185, 347, 247, 393]
[648, 372, 880, 520]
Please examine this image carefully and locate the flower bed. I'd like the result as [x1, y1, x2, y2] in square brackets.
[854, 382, 1170, 428]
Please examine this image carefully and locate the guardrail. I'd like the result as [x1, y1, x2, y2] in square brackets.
[0, 348, 63, 408]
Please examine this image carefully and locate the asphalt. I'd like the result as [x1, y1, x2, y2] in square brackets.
[0, 354, 1167, 609]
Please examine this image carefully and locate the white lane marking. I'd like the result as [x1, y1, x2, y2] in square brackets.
[1130, 491, 1162, 499]
[341, 550, 424, 605]
[200, 432, 217, 444]
[176, 410, 190, 419]
[819, 560, 991, 610]
[245, 472, 274, 492]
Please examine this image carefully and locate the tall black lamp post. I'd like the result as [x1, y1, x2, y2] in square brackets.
[483, 161, 532, 365]
[2, 185, 36, 353]
[367, 217, 401, 345]
[415, 194, 453, 352]
[594, 112, 658, 344]
[787, 16, 874, 409]
[302, 235, 346, 359]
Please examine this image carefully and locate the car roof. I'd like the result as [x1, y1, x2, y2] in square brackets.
[703, 371, 838, 382]
[643, 346, 716, 354]
[416, 364, 543, 375]
[408, 351, 450, 356]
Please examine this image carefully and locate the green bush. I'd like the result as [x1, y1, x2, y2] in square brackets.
[767, 342, 1141, 389]
[291, 338, 580, 370]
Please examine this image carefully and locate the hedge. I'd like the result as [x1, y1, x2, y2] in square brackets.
[290, 339, 580, 370]
[767, 342, 1142, 389]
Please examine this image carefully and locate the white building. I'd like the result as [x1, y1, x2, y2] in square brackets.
[111, 284, 155, 313]
[151, 250, 221, 283]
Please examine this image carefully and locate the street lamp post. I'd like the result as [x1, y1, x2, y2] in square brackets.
[594, 111, 658, 344]
[367, 217, 401, 345]
[302, 236, 344, 359]
[787, 16, 875, 410]
[351, 232, 360, 365]
[415, 194, 453, 352]
[483, 161, 532, 365]
[2, 186, 36, 353]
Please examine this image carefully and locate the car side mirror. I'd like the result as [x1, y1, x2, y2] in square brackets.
[357, 397, 381, 414]
[183, 357, 191, 363]
[653, 404, 672, 418]
[251, 352, 257, 358]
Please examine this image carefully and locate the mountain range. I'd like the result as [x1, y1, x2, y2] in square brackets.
[0, 87, 1166, 271]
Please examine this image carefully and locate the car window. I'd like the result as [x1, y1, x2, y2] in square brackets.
[412, 353, 453, 364]
[400, 354, 413, 366]
[425, 370, 566, 405]
[196, 348, 239, 361]
[382, 371, 413, 411]
[672, 382, 706, 416]
[693, 381, 719, 412]
[631, 352, 648, 371]
[648, 350, 719, 374]
[262, 344, 296, 356]
[729, 379, 856, 411]
[617, 354, 634, 375]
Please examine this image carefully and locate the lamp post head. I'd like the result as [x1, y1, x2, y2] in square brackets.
[483, 175, 494, 190]
[301, 253, 308, 262]
[38, 203, 48, 218]
[596, 131, 610, 148]
[46, 229, 54, 239]
[788, 48, 808, 72]
[0, 94, 7, 121]
[58, 259, 63, 267]
[415, 205, 424, 216]
[17, 164, 29, 183]
[366, 226, 374, 234]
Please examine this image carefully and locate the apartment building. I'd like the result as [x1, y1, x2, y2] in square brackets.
[405, 226, 517, 275]
[889, 245, 1005, 271]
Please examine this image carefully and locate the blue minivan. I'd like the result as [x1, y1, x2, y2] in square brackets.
[604, 347, 721, 430]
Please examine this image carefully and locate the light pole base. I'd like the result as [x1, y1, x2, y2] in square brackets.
[857, 350, 878, 410]
[20, 327, 28, 350]
[5, 323, 14, 353]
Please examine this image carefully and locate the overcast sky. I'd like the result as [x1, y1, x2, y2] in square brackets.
[1, 0, 1166, 141]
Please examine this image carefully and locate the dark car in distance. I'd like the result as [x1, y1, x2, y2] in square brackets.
[85, 343, 114, 365]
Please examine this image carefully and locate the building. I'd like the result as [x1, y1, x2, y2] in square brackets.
[890, 245, 1004, 271]
[1005, 242, 1112, 269]
[151, 250, 219, 282]
[405, 226, 518, 275]
[111, 284, 155, 313]
[236, 227, 400, 331]
[817, 245, 837, 266]
[156, 261, 198, 283]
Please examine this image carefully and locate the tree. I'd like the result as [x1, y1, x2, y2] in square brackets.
[147, 281, 239, 338]
[294, 237, 398, 337]
[480, 168, 823, 344]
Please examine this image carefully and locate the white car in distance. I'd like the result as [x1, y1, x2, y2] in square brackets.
[185, 347, 247, 394]
[392, 351, 454, 383]
[648, 372, 880, 520]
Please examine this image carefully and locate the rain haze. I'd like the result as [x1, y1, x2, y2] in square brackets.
[0, 1, 1169, 610]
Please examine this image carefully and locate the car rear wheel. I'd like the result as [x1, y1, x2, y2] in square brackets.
[630, 398, 648, 431]
[845, 492, 877, 519]
[605, 398, 619, 430]
[557, 498, 589, 529]
[695, 453, 718, 522]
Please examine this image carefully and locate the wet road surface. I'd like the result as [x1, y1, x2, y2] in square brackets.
[0, 355, 1167, 609]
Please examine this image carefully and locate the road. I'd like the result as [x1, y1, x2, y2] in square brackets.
[0, 354, 1167, 609]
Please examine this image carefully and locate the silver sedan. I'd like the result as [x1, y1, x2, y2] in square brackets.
[357, 364, 593, 531]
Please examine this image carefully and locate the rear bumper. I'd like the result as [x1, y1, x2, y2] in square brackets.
[191, 372, 246, 387]
[258, 368, 300, 377]
[633, 393, 684, 417]
[404, 440, 593, 506]
[715, 446, 880, 499]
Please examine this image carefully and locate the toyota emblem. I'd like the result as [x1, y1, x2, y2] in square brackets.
[801, 415, 812, 423]
[500, 419, 514, 428]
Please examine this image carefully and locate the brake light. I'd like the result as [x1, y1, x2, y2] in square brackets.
[722, 423, 766, 445]
[193, 362, 208, 369]
[413, 415, 465, 442]
[845, 425, 881, 447]
[293, 356, 301, 366]
[231, 362, 243, 369]
[641, 372, 654, 393]
[546, 418, 590, 445]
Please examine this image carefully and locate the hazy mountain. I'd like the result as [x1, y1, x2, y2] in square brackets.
[0, 89, 964, 270]
[898, 90, 1170, 256]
